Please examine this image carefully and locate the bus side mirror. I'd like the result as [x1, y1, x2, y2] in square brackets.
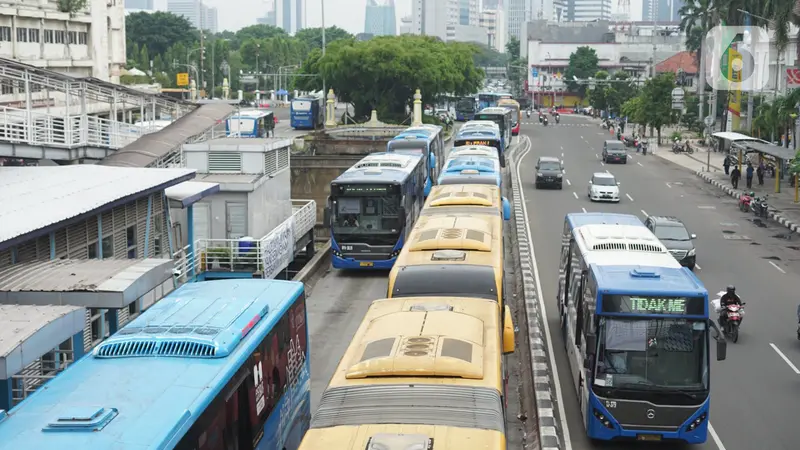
[503, 305, 515, 354]
[324, 207, 331, 227]
[502, 197, 511, 221]
[430, 152, 436, 169]
[585, 334, 597, 356]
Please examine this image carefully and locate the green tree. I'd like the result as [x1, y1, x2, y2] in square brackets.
[589, 70, 610, 112]
[565, 46, 599, 99]
[125, 12, 197, 57]
[139, 44, 150, 69]
[294, 27, 353, 54]
[294, 35, 483, 119]
[473, 43, 509, 67]
[505, 37, 527, 98]
[640, 73, 679, 143]
[234, 24, 286, 47]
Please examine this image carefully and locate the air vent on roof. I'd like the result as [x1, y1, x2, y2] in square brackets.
[366, 433, 433, 450]
[410, 227, 491, 252]
[42, 407, 118, 433]
[401, 336, 435, 357]
[93, 325, 225, 358]
[364, 168, 383, 175]
[410, 303, 454, 312]
[431, 250, 466, 261]
[208, 151, 242, 173]
[441, 229, 463, 240]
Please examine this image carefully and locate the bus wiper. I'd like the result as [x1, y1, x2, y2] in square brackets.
[620, 382, 704, 399]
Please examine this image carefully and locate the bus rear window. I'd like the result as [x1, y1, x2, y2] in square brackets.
[292, 100, 311, 111]
[392, 264, 498, 301]
[388, 140, 427, 154]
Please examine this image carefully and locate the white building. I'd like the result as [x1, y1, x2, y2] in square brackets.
[0, 0, 125, 81]
[480, 8, 507, 52]
[566, 0, 612, 21]
[411, 0, 449, 40]
[399, 15, 413, 34]
[447, 24, 488, 44]
[506, 0, 562, 45]
[456, 0, 480, 26]
[167, 0, 216, 33]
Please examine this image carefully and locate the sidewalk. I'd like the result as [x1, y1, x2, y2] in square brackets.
[655, 146, 800, 234]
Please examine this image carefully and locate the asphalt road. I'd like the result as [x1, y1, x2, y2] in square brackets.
[518, 115, 800, 450]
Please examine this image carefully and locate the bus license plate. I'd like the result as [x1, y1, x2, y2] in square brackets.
[637, 435, 661, 441]
[360, 262, 374, 267]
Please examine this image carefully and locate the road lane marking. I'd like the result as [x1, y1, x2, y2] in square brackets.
[582, 207, 587, 213]
[666, 182, 672, 188]
[595, 153, 599, 158]
[625, 194, 634, 201]
[637, 161, 643, 166]
[768, 261, 786, 273]
[566, 179, 571, 186]
[709, 424, 728, 450]
[561, 152, 564, 157]
[560, 146, 564, 150]
[641, 209, 649, 217]
[600, 162, 605, 166]
[580, 136, 584, 139]
[572, 192, 579, 199]
[515, 136, 572, 448]
[770, 343, 800, 374]
[695, 263, 702, 270]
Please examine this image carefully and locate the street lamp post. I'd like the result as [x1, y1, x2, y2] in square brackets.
[321, 0, 327, 99]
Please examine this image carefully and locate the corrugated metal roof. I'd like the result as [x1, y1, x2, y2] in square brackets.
[0, 166, 195, 247]
[99, 103, 237, 168]
[165, 181, 220, 208]
[0, 304, 85, 378]
[0, 258, 175, 309]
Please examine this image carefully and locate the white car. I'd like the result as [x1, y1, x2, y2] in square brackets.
[588, 172, 621, 202]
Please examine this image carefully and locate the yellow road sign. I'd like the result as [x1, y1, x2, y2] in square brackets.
[176, 73, 189, 86]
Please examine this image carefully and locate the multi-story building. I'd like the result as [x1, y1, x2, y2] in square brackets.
[125, 0, 154, 10]
[457, 0, 479, 26]
[565, 0, 612, 21]
[0, 0, 126, 81]
[257, 9, 277, 26]
[365, 0, 397, 36]
[480, 9, 507, 52]
[399, 15, 413, 34]
[204, 5, 218, 33]
[167, 0, 217, 33]
[276, 0, 304, 34]
[642, 0, 683, 22]
[447, 24, 488, 44]
[507, 0, 562, 44]
[411, 0, 450, 40]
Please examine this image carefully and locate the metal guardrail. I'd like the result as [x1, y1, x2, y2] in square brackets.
[0, 105, 162, 150]
[172, 199, 317, 282]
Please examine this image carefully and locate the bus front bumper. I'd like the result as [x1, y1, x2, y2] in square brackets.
[587, 395, 710, 444]
[332, 254, 397, 270]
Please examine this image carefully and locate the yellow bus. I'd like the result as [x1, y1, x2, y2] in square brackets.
[298, 296, 515, 450]
[497, 98, 521, 136]
[422, 183, 511, 221]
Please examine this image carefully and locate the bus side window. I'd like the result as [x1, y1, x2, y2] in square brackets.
[575, 271, 587, 347]
[559, 237, 572, 308]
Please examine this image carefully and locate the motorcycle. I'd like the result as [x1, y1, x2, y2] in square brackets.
[750, 195, 769, 218]
[623, 135, 637, 147]
[713, 293, 745, 343]
[526, 110, 531, 118]
[738, 191, 754, 212]
[543, 117, 549, 127]
[672, 141, 695, 154]
[555, 115, 560, 124]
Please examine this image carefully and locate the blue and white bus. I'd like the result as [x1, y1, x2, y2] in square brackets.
[227, 109, 275, 137]
[290, 96, 324, 130]
[455, 96, 477, 121]
[325, 152, 426, 270]
[478, 92, 512, 109]
[0, 279, 311, 450]
[474, 107, 513, 153]
[386, 125, 445, 197]
[454, 127, 505, 167]
[557, 213, 727, 444]
[438, 155, 501, 187]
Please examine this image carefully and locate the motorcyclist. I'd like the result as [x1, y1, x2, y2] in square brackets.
[719, 285, 742, 326]
[543, 116, 549, 126]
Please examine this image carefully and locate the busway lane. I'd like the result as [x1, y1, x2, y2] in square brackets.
[518, 118, 720, 450]
[532, 121, 800, 450]
[306, 269, 389, 410]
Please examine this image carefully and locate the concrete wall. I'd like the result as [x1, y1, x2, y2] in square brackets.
[291, 155, 362, 230]
[248, 168, 292, 239]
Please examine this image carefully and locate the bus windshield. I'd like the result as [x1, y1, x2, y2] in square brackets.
[388, 139, 427, 155]
[457, 98, 475, 112]
[503, 105, 520, 126]
[332, 186, 402, 244]
[595, 317, 708, 391]
[474, 114, 505, 133]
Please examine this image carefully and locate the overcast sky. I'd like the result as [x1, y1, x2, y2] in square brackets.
[159, 0, 414, 35]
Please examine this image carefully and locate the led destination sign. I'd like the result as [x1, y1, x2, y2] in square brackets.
[461, 140, 495, 146]
[337, 184, 393, 195]
[602, 295, 705, 315]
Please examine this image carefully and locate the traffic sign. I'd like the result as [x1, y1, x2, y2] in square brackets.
[176, 72, 189, 86]
[531, 67, 539, 78]
[704, 116, 715, 127]
[672, 102, 684, 110]
[671, 87, 685, 99]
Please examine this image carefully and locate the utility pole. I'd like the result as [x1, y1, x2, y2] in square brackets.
[697, 19, 706, 133]
[200, 32, 205, 97]
[651, 0, 657, 77]
[321, 0, 327, 98]
[211, 40, 215, 98]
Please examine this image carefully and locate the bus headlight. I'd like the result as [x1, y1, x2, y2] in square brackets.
[687, 248, 696, 256]
[685, 413, 707, 431]
[537, 172, 543, 177]
[556, 173, 563, 178]
[593, 409, 615, 429]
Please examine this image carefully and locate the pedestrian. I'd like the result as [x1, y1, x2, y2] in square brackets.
[757, 162, 765, 186]
[731, 166, 741, 189]
[745, 163, 754, 189]
[723, 155, 731, 175]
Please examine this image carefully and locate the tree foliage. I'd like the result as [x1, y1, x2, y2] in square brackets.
[126, 12, 197, 57]
[589, 71, 638, 116]
[565, 46, 599, 98]
[505, 37, 527, 98]
[294, 26, 353, 53]
[622, 73, 678, 142]
[294, 35, 483, 118]
[472, 43, 509, 67]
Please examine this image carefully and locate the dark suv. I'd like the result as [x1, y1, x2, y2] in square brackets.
[535, 156, 564, 189]
[602, 140, 628, 164]
[644, 216, 697, 270]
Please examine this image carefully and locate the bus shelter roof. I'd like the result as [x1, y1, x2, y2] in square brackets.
[732, 141, 796, 161]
